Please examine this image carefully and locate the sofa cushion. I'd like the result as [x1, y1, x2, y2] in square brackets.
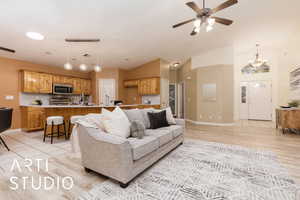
[158, 125, 183, 138]
[127, 136, 159, 161]
[145, 129, 173, 147]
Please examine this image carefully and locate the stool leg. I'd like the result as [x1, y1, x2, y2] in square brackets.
[64, 121, 68, 140]
[57, 124, 60, 139]
[51, 122, 54, 144]
[43, 121, 47, 142]
[0, 136, 9, 151]
[68, 120, 71, 138]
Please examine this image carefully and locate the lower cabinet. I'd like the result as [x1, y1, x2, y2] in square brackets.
[21, 107, 45, 131]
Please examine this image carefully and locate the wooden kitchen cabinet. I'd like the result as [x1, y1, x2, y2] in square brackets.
[72, 78, 82, 94]
[81, 79, 91, 95]
[53, 75, 72, 85]
[124, 80, 139, 88]
[21, 107, 45, 131]
[138, 77, 160, 95]
[22, 71, 40, 93]
[39, 73, 53, 93]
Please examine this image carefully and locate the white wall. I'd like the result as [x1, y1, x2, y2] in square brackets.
[192, 46, 234, 69]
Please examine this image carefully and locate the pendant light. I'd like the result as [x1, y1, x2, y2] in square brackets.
[248, 44, 268, 68]
[64, 48, 73, 70]
[94, 48, 102, 72]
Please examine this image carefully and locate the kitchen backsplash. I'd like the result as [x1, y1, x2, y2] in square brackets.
[20, 93, 51, 106]
[142, 95, 160, 105]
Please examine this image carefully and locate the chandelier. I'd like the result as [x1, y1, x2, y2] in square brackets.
[248, 44, 268, 68]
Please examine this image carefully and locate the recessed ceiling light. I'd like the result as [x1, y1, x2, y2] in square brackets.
[80, 64, 87, 71]
[26, 32, 44, 40]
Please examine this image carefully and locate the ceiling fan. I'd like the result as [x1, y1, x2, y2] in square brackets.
[173, 0, 238, 35]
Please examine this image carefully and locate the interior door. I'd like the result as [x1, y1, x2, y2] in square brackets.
[248, 81, 272, 120]
[99, 79, 116, 106]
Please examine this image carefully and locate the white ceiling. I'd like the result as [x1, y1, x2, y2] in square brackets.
[0, 0, 299, 70]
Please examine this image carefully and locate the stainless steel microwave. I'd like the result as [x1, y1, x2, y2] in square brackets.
[53, 84, 73, 94]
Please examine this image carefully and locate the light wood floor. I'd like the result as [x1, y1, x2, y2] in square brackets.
[0, 120, 299, 199]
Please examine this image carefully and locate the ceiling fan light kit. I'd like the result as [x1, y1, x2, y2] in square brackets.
[173, 0, 238, 36]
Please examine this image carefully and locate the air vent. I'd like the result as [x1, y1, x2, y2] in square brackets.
[0, 47, 15, 53]
[65, 38, 100, 43]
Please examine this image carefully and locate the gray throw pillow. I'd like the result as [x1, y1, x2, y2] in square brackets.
[124, 109, 145, 125]
[130, 120, 145, 139]
[140, 108, 154, 129]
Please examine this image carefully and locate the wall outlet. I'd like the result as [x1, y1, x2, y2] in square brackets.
[5, 95, 14, 100]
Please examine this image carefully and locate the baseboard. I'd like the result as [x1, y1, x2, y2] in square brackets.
[185, 119, 234, 126]
[3, 128, 21, 133]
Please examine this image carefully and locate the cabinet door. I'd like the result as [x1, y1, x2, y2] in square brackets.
[63, 77, 73, 84]
[39, 73, 53, 93]
[72, 78, 82, 94]
[28, 111, 44, 130]
[53, 75, 63, 84]
[150, 78, 160, 94]
[81, 79, 91, 95]
[22, 71, 40, 93]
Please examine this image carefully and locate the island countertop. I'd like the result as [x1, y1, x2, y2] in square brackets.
[20, 104, 160, 132]
[20, 104, 159, 108]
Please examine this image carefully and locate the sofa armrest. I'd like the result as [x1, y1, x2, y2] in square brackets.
[175, 118, 185, 128]
[77, 125, 133, 182]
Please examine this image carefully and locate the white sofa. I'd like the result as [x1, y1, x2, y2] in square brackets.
[77, 118, 185, 188]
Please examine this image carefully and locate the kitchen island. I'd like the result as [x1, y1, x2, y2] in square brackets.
[20, 104, 160, 132]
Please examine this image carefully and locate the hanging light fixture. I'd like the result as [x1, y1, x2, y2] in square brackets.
[64, 47, 73, 70]
[248, 44, 268, 68]
[80, 64, 87, 71]
[64, 62, 73, 70]
[94, 47, 102, 72]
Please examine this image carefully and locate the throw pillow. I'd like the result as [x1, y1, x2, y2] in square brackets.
[124, 109, 145, 126]
[147, 110, 169, 129]
[85, 113, 109, 131]
[130, 120, 145, 139]
[102, 117, 131, 138]
[154, 107, 176, 125]
[101, 107, 131, 137]
[141, 108, 154, 128]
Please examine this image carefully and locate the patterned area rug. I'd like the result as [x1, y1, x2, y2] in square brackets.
[78, 140, 300, 200]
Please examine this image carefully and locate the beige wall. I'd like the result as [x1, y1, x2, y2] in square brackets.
[0, 56, 90, 129]
[160, 59, 170, 107]
[177, 59, 234, 124]
[196, 65, 234, 123]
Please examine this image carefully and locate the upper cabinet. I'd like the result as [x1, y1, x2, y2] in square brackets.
[21, 70, 92, 95]
[124, 80, 139, 88]
[39, 73, 53, 93]
[22, 71, 43, 93]
[81, 79, 92, 95]
[138, 78, 160, 95]
[124, 77, 160, 95]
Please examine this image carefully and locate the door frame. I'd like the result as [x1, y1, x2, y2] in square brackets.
[169, 83, 177, 116]
[177, 81, 186, 119]
[239, 80, 273, 121]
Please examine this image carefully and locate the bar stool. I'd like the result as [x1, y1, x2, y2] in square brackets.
[68, 115, 83, 137]
[43, 116, 67, 144]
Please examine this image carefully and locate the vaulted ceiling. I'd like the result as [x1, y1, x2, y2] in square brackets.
[0, 0, 299, 70]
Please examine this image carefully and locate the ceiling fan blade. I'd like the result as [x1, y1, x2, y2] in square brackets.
[211, 17, 233, 25]
[186, 2, 202, 14]
[173, 18, 196, 28]
[0, 47, 15, 53]
[212, 0, 238, 13]
[65, 38, 100, 42]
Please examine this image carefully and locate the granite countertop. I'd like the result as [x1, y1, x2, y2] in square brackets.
[20, 104, 159, 108]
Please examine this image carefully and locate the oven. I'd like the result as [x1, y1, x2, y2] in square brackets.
[53, 84, 73, 95]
